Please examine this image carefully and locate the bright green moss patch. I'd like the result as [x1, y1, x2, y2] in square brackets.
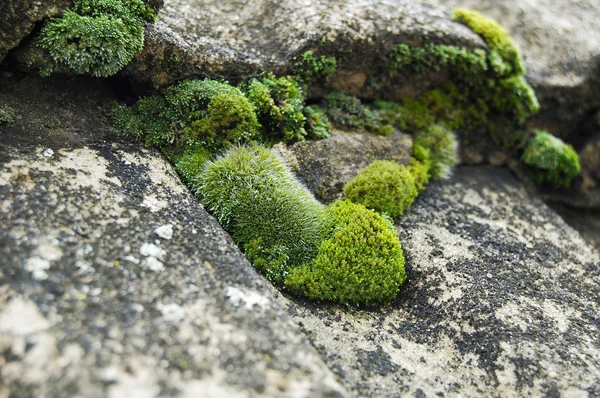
[409, 145, 431, 192]
[413, 124, 458, 180]
[294, 51, 337, 86]
[343, 160, 418, 217]
[243, 74, 308, 142]
[322, 92, 394, 136]
[286, 200, 406, 306]
[34, 0, 155, 77]
[112, 79, 259, 156]
[0, 105, 20, 125]
[521, 130, 580, 188]
[198, 146, 331, 283]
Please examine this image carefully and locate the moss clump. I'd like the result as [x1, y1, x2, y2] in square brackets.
[173, 146, 212, 188]
[0, 105, 20, 125]
[321, 92, 394, 136]
[294, 51, 337, 86]
[197, 146, 330, 283]
[521, 130, 580, 188]
[34, 0, 155, 77]
[343, 160, 418, 217]
[243, 74, 308, 142]
[112, 79, 259, 155]
[303, 105, 332, 140]
[413, 124, 458, 180]
[409, 145, 432, 192]
[286, 200, 406, 306]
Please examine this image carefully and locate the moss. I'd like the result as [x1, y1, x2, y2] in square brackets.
[197, 145, 331, 283]
[173, 146, 212, 188]
[409, 145, 431, 192]
[413, 124, 458, 180]
[303, 105, 332, 140]
[294, 51, 337, 86]
[321, 92, 393, 135]
[521, 130, 581, 188]
[285, 200, 406, 306]
[343, 160, 418, 217]
[243, 74, 308, 142]
[0, 105, 20, 125]
[33, 0, 155, 77]
[112, 79, 259, 155]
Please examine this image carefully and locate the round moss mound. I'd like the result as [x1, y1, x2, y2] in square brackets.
[198, 145, 330, 283]
[286, 200, 406, 306]
[343, 160, 418, 217]
[521, 130, 580, 188]
[413, 124, 458, 180]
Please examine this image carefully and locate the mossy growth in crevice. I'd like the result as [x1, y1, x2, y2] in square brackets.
[521, 130, 581, 188]
[320, 92, 394, 136]
[293, 51, 337, 87]
[0, 105, 21, 126]
[30, 0, 156, 77]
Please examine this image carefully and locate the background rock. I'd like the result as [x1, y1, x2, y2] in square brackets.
[291, 167, 600, 397]
[273, 129, 412, 203]
[125, 0, 486, 92]
[0, 73, 347, 398]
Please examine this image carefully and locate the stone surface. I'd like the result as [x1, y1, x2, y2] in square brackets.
[0, 0, 73, 64]
[291, 167, 600, 397]
[273, 129, 412, 203]
[428, 0, 600, 143]
[125, 0, 486, 92]
[0, 73, 347, 398]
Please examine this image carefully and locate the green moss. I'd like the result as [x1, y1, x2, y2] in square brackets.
[294, 51, 337, 86]
[343, 160, 418, 217]
[34, 0, 154, 77]
[285, 200, 406, 306]
[303, 105, 332, 140]
[409, 145, 431, 192]
[413, 124, 458, 180]
[197, 145, 331, 283]
[243, 74, 308, 142]
[521, 130, 581, 188]
[173, 146, 212, 188]
[0, 105, 20, 125]
[321, 92, 393, 135]
[111, 79, 259, 155]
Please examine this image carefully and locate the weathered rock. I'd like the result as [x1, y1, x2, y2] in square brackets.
[291, 167, 600, 397]
[428, 0, 600, 143]
[273, 129, 412, 203]
[0, 73, 347, 397]
[125, 0, 486, 92]
[0, 0, 73, 63]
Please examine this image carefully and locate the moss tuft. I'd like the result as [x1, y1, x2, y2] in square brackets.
[34, 0, 155, 77]
[173, 146, 212, 188]
[303, 105, 332, 140]
[111, 79, 259, 155]
[413, 124, 458, 180]
[197, 145, 330, 283]
[409, 145, 431, 192]
[343, 160, 418, 217]
[286, 200, 406, 306]
[294, 51, 337, 86]
[243, 74, 308, 142]
[521, 130, 580, 188]
[0, 105, 21, 125]
[321, 92, 393, 135]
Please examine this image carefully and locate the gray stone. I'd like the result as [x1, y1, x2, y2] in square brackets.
[0, 73, 347, 398]
[0, 0, 73, 64]
[125, 0, 486, 91]
[272, 129, 413, 203]
[290, 167, 600, 397]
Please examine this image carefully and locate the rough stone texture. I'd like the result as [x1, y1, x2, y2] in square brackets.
[0, 0, 73, 63]
[125, 0, 486, 92]
[291, 167, 600, 397]
[0, 73, 348, 398]
[428, 0, 600, 143]
[273, 129, 412, 203]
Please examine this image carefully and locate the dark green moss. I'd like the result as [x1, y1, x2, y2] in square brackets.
[521, 130, 581, 189]
[294, 51, 337, 86]
[321, 92, 393, 136]
[33, 0, 155, 77]
[303, 105, 332, 140]
[0, 105, 20, 125]
[343, 160, 418, 217]
[243, 74, 308, 142]
[286, 200, 406, 306]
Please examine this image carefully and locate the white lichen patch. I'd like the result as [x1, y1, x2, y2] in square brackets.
[0, 295, 50, 335]
[140, 243, 166, 260]
[154, 224, 174, 240]
[24, 256, 51, 280]
[225, 286, 270, 310]
[143, 256, 165, 272]
[156, 302, 187, 323]
[495, 301, 530, 332]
